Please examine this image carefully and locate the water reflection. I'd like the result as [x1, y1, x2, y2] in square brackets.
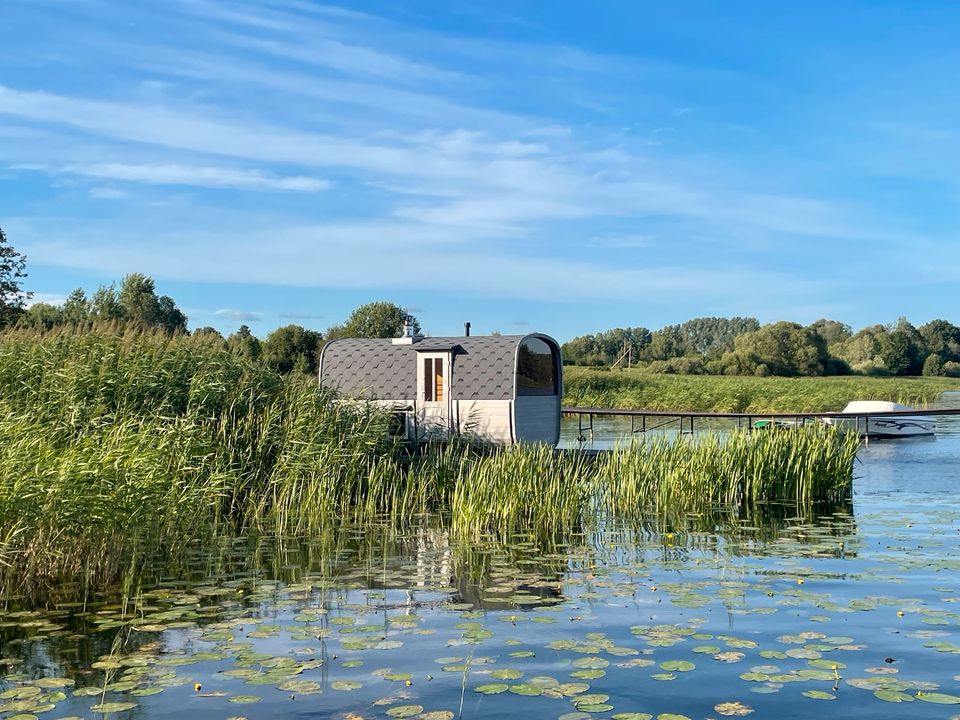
[2, 430, 959, 718]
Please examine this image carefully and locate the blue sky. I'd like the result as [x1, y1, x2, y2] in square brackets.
[2, 0, 959, 341]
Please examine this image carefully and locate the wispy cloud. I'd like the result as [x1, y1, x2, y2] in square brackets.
[214, 308, 263, 321]
[278, 312, 326, 320]
[0, 0, 917, 333]
[23, 162, 332, 193]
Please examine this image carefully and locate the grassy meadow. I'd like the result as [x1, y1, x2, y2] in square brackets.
[0, 326, 860, 598]
[563, 366, 960, 412]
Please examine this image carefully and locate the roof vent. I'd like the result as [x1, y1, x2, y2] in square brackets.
[392, 314, 421, 345]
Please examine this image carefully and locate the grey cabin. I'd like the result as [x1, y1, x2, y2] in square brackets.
[318, 333, 563, 446]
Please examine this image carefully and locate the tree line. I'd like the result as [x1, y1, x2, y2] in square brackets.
[0, 226, 417, 376]
[4, 227, 958, 379]
[562, 316, 960, 377]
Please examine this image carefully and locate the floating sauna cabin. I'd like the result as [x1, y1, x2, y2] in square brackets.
[319, 333, 563, 445]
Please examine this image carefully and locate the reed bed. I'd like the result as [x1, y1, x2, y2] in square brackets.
[564, 367, 960, 413]
[0, 326, 859, 598]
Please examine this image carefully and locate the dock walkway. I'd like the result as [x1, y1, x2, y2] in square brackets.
[562, 405, 960, 442]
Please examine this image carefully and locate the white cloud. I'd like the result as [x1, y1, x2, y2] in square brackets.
[58, 162, 331, 192]
[89, 186, 129, 199]
[214, 308, 263, 321]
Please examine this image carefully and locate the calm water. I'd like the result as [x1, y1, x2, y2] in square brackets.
[2, 403, 960, 719]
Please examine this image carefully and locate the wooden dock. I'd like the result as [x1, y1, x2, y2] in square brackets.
[562, 405, 960, 442]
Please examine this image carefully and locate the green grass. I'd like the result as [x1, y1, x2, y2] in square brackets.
[0, 326, 860, 599]
[563, 367, 960, 412]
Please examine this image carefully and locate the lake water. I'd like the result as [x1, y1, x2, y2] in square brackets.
[2, 399, 960, 719]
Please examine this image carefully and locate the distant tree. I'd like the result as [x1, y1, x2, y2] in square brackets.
[155, 295, 188, 333]
[61, 288, 90, 324]
[808, 319, 852, 347]
[678, 316, 760, 356]
[327, 302, 419, 340]
[115, 273, 188, 333]
[90, 284, 124, 321]
[226, 325, 262, 362]
[833, 324, 891, 374]
[923, 354, 946, 377]
[728, 321, 828, 376]
[0, 226, 31, 328]
[919, 320, 960, 363]
[882, 318, 924, 376]
[645, 325, 686, 361]
[263, 324, 322, 374]
[18, 302, 63, 331]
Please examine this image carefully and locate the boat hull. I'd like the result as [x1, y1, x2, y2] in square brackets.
[827, 416, 936, 438]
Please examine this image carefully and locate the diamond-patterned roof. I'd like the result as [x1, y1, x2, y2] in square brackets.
[319, 335, 556, 401]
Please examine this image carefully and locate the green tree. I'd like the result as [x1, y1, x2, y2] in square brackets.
[90, 284, 124, 321]
[61, 288, 90, 324]
[678, 316, 760, 356]
[115, 273, 188, 332]
[226, 325, 262, 362]
[923, 354, 946, 377]
[729, 321, 828, 376]
[808, 318, 852, 347]
[833, 324, 890, 374]
[18, 302, 63, 331]
[327, 302, 419, 340]
[645, 325, 686, 361]
[0, 226, 31, 328]
[919, 319, 960, 363]
[263, 324, 322, 374]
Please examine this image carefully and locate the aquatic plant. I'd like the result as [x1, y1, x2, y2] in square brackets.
[563, 368, 960, 413]
[0, 326, 859, 597]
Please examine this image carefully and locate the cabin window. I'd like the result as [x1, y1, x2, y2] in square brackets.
[423, 357, 445, 402]
[517, 337, 557, 396]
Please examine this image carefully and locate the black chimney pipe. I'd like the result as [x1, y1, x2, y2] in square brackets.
[464, 322, 471, 337]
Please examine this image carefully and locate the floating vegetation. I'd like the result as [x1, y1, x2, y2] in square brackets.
[0, 497, 952, 719]
[5, 328, 951, 720]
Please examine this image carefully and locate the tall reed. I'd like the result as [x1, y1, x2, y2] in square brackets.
[0, 326, 859, 599]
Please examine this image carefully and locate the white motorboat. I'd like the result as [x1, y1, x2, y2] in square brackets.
[823, 400, 935, 438]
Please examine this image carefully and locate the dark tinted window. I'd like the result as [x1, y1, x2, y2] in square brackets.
[516, 337, 557, 396]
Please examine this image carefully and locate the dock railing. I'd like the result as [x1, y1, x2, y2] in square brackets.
[562, 405, 960, 443]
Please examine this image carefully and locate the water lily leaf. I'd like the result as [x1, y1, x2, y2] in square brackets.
[474, 683, 509, 694]
[802, 691, 835, 700]
[331, 681, 362, 691]
[570, 670, 606, 680]
[229, 695, 261, 704]
[91, 702, 138, 713]
[508, 683, 542, 696]
[874, 690, 914, 702]
[573, 694, 610, 706]
[384, 673, 414, 682]
[660, 661, 695, 672]
[611, 714, 653, 720]
[386, 705, 424, 717]
[916, 692, 960, 704]
[490, 669, 522, 680]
